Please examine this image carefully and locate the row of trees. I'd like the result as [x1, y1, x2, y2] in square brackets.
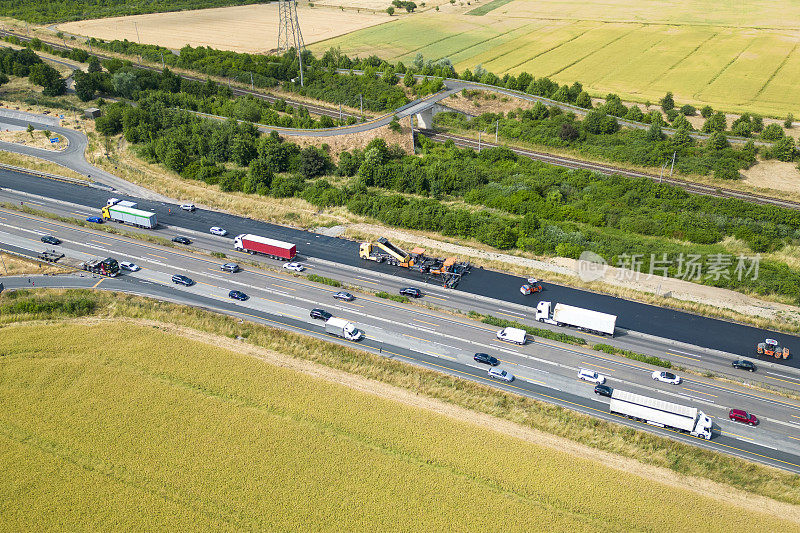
[0, 0, 263, 23]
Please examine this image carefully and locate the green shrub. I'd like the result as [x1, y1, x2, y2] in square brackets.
[307, 274, 342, 287]
[376, 291, 409, 303]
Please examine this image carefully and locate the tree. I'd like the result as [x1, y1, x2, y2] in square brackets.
[26, 123, 34, 138]
[87, 56, 102, 73]
[671, 128, 693, 149]
[42, 129, 51, 139]
[707, 131, 729, 150]
[751, 115, 763, 133]
[299, 146, 331, 179]
[660, 91, 674, 112]
[761, 123, 784, 141]
[519, 212, 540, 237]
[111, 71, 139, 99]
[646, 121, 663, 142]
[403, 70, 416, 87]
[575, 91, 592, 109]
[624, 106, 644, 122]
[671, 113, 692, 131]
[551, 85, 570, 102]
[701, 111, 726, 133]
[244, 158, 273, 193]
[404, 1, 417, 12]
[679, 104, 696, 116]
[773, 136, 796, 162]
[386, 6, 394, 15]
[73, 70, 96, 101]
[582, 110, 618, 134]
[388, 116, 402, 133]
[785, 113, 794, 129]
[0, 72, 8, 87]
[700, 105, 713, 118]
[558, 122, 579, 141]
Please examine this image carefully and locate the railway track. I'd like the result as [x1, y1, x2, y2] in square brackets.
[419, 130, 800, 210]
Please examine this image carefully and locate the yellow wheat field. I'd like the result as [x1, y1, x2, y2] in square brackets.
[1, 321, 799, 531]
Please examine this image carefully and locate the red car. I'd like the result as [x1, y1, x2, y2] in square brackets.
[729, 409, 758, 426]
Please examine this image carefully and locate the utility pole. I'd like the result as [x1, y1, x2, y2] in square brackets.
[495, 120, 499, 143]
[669, 151, 676, 178]
[660, 161, 668, 183]
[359, 94, 363, 117]
[250, 72, 254, 90]
[160, 50, 165, 69]
[339, 103, 342, 124]
[133, 21, 141, 66]
[410, 115, 415, 154]
[478, 131, 482, 153]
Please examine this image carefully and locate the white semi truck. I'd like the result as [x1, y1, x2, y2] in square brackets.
[534, 301, 617, 336]
[609, 389, 713, 440]
[324, 317, 363, 341]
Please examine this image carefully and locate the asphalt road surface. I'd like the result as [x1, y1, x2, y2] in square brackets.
[1, 167, 797, 364]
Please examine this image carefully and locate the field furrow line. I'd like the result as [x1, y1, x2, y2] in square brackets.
[546, 25, 641, 77]
[592, 29, 671, 86]
[0, 418, 249, 529]
[432, 24, 529, 63]
[691, 36, 754, 99]
[643, 30, 720, 91]
[502, 24, 594, 73]
[751, 40, 800, 100]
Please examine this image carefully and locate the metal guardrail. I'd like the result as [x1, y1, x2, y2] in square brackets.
[0, 162, 111, 190]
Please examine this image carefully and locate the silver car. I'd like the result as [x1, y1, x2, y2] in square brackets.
[488, 367, 514, 382]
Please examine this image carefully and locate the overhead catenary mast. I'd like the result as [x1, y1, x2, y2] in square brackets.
[277, 0, 306, 86]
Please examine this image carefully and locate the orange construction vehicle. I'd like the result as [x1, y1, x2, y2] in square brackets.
[757, 338, 790, 359]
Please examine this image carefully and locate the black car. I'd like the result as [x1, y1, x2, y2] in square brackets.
[333, 291, 355, 301]
[310, 308, 333, 320]
[399, 287, 422, 298]
[473, 352, 499, 366]
[171, 274, 194, 286]
[172, 236, 192, 245]
[594, 384, 613, 397]
[732, 359, 756, 372]
[228, 290, 248, 301]
[41, 235, 61, 245]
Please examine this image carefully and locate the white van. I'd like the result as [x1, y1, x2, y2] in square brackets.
[496, 327, 527, 345]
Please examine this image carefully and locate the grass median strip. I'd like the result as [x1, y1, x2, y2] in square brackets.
[306, 273, 341, 287]
[375, 291, 409, 303]
[1, 289, 799, 507]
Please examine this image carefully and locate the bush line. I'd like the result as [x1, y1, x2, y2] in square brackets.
[376, 291, 409, 303]
[593, 343, 673, 369]
[307, 273, 341, 287]
[476, 313, 587, 345]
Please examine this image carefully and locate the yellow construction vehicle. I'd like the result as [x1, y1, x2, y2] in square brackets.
[359, 237, 472, 288]
[359, 237, 412, 266]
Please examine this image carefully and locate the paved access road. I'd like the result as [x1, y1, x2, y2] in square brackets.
[1, 168, 797, 364]
[3, 220, 800, 473]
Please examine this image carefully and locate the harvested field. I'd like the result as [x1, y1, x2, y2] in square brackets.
[2, 320, 800, 530]
[57, 3, 390, 55]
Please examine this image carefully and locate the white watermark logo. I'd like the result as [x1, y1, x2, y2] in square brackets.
[577, 251, 608, 282]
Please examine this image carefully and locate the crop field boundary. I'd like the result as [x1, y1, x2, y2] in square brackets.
[642, 30, 720, 91]
[753, 41, 800, 100]
[433, 24, 532, 64]
[503, 25, 595, 72]
[692, 38, 753, 99]
[466, 0, 515, 16]
[546, 25, 641, 77]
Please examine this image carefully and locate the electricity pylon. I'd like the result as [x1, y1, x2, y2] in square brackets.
[277, 0, 305, 86]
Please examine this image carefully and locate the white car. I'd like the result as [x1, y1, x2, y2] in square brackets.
[180, 203, 196, 212]
[209, 226, 228, 236]
[283, 262, 305, 272]
[578, 368, 606, 384]
[652, 370, 681, 385]
[488, 367, 514, 382]
[119, 261, 140, 272]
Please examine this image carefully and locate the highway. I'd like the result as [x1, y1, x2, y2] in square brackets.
[3, 208, 800, 473]
[1, 167, 798, 364]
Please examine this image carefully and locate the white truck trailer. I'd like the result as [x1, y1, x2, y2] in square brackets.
[102, 204, 157, 229]
[534, 301, 616, 336]
[609, 389, 713, 440]
[324, 317, 363, 341]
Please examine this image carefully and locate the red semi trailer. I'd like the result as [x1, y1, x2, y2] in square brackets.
[234, 233, 296, 260]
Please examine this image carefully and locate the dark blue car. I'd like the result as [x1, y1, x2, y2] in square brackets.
[86, 216, 104, 224]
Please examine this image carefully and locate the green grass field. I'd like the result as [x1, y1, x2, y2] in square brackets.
[2, 320, 800, 531]
[312, 0, 800, 115]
